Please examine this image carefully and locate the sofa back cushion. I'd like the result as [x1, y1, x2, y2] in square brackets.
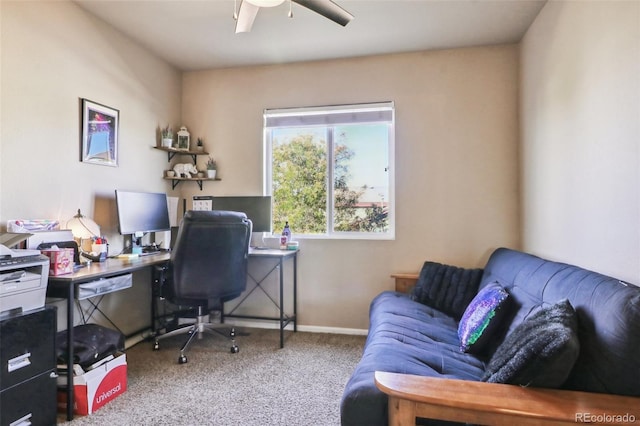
[479, 248, 640, 396]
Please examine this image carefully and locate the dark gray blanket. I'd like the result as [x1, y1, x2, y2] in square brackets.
[411, 261, 483, 319]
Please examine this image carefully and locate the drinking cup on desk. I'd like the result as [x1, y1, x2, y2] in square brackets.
[92, 243, 107, 254]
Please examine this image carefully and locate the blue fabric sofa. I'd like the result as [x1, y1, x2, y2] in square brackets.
[340, 248, 640, 426]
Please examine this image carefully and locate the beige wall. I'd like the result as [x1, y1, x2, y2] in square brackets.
[2, 0, 636, 335]
[1, 1, 182, 332]
[1, 1, 520, 333]
[182, 47, 521, 330]
[520, 0, 640, 284]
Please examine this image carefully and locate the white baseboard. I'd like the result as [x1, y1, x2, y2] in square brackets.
[297, 324, 368, 336]
[125, 333, 147, 349]
[126, 319, 368, 349]
[222, 318, 368, 336]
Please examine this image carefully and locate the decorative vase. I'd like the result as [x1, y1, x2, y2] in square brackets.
[206, 170, 216, 179]
[162, 138, 172, 148]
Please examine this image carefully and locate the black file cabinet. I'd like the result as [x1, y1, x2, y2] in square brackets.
[1, 306, 57, 426]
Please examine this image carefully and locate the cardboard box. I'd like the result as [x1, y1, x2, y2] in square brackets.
[57, 353, 127, 415]
[41, 248, 74, 275]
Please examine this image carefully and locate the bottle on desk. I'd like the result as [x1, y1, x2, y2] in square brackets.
[280, 221, 291, 249]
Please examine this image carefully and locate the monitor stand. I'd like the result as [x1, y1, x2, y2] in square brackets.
[131, 232, 144, 254]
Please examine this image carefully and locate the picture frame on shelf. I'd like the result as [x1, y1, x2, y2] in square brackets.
[80, 98, 119, 167]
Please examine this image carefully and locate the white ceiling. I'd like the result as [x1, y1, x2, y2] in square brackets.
[74, 0, 546, 71]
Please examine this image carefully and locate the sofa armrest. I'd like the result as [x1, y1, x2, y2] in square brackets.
[391, 273, 419, 294]
[375, 371, 640, 426]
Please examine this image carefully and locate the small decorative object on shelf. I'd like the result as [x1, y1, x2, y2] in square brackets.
[154, 141, 217, 190]
[177, 126, 190, 151]
[161, 125, 173, 148]
[173, 163, 198, 178]
[206, 156, 217, 179]
[195, 137, 204, 152]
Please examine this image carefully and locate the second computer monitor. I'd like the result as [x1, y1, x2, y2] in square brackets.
[212, 196, 272, 233]
[115, 190, 171, 253]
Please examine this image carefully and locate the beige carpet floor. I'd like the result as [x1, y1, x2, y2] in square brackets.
[58, 328, 366, 426]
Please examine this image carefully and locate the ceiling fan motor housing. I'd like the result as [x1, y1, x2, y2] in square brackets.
[246, 0, 286, 7]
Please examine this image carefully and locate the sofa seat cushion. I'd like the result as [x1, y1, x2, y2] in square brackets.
[340, 291, 486, 426]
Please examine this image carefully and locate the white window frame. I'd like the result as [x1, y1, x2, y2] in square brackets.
[263, 102, 395, 240]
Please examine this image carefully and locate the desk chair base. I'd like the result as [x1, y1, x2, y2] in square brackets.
[153, 306, 239, 364]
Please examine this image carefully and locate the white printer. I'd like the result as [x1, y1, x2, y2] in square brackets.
[0, 245, 50, 315]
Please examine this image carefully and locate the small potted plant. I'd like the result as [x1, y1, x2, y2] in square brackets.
[195, 138, 204, 152]
[161, 125, 173, 148]
[206, 156, 217, 179]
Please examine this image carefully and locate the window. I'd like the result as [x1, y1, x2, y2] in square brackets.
[264, 102, 395, 239]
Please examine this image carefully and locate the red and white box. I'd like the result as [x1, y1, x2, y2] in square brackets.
[41, 247, 74, 276]
[57, 353, 127, 415]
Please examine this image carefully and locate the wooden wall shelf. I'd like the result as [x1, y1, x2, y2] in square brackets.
[154, 146, 208, 163]
[155, 145, 217, 190]
[163, 176, 221, 190]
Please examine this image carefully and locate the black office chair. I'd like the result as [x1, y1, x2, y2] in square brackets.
[153, 210, 252, 364]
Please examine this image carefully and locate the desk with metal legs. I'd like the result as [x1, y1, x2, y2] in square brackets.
[46, 253, 170, 421]
[48, 249, 298, 420]
[223, 248, 298, 348]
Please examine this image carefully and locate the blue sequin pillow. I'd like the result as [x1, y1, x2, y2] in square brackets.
[458, 281, 510, 353]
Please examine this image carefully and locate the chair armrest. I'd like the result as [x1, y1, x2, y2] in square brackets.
[391, 273, 419, 294]
[375, 371, 640, 425]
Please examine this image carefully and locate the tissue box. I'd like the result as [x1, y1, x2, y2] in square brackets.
[262, 236, 282, 250]
[57, 353, 127, 415]
[41, 248, 74, 275]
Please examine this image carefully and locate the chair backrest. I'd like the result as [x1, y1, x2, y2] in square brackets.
[169, 210, 252, 304]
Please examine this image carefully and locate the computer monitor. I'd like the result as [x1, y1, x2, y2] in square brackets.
[212, 196, 272, 233]
[115, 190, 171, 254]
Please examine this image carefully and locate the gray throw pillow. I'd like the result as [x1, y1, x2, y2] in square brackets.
[482, 299, 580, 388]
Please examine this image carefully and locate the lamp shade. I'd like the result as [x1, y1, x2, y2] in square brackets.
[66, 209, 100, 240]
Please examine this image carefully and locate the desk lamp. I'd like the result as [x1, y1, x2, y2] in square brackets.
[66, 209, 100, 253]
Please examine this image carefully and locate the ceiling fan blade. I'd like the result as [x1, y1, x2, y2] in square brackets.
[292, 0, 354, 27]
[235, 0, 261, 33]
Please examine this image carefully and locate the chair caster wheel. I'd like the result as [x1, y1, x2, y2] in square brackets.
[230, 345, 239, 354]
[178, 355, 188, 364]
[153, 341, 159, 351]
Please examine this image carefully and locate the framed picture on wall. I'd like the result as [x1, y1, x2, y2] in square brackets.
[80, 98, 119, 167]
